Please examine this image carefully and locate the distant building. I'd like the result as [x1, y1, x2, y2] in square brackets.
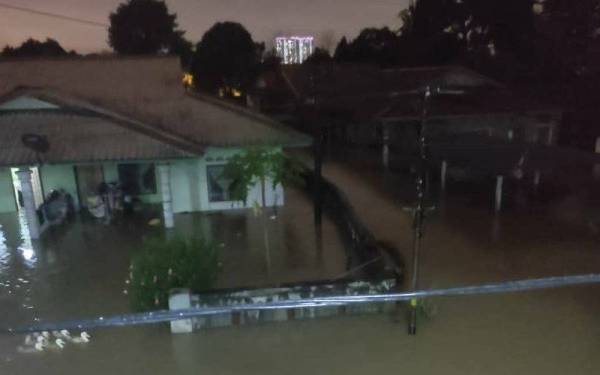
[275, 36, 314, 65]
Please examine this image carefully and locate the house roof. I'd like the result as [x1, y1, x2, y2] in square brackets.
[269, 63, 556, 122]
[0, 110, 193, 167]
[0, 56, 311, 166]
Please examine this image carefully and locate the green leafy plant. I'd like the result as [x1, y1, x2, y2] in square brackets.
[128, 236, 220, 311]
[222, 147, 303, 275]
[222, 147, 303, 206]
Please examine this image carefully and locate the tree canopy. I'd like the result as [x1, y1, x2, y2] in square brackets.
[191, 22, 261, 97]
[303, 47, 333, 65]
[1, 38, 77, 58]
[334, 0, 537, 80]
[108, 0, 185, 55]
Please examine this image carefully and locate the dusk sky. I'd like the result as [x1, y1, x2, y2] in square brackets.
[0, 0, 407, 53]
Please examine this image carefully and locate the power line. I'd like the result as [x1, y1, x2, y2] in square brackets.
[0, 2, 108, 28]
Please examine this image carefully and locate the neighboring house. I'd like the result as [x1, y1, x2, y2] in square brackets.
[253, 64, 561, 148]
[251, 63, 562, 178]
[0, 57, 310, 238]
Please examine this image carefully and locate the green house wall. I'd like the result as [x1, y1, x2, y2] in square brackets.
[0, 146, 285, 215]
[0, 168, 15, 213]
[40, 164, 79, 209]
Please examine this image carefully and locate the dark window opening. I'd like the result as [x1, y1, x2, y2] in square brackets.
[118, 163, 156, 195]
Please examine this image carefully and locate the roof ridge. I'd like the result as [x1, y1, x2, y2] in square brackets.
[2, 87, 205, 155]
[185, 91, 312, 146]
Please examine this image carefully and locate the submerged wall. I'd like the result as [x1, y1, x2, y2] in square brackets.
[169, 279, 397, 333]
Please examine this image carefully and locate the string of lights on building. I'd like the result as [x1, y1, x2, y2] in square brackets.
[275, 36, 314, 64]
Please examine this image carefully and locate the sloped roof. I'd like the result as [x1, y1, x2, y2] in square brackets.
[0, 56, 311, 156]
[0, 110, 193, 166]
[281, 64, 502, 100]
[272, 63, 556, 122]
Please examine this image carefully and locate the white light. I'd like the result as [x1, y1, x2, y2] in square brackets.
[275, 36, 314, 64]
[21, 248, 34, 261]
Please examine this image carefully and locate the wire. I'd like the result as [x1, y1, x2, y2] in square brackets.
[0, 2, 108, 28]
[4, 273, 600, 334]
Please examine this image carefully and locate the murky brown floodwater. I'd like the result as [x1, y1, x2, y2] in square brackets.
[1, 167, 600, 374]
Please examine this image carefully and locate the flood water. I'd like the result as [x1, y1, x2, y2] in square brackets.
[1, 168, 600, 374]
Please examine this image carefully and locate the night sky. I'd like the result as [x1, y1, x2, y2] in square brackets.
[0, 0, 407, 53]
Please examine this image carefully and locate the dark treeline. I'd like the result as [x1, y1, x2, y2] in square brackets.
[1, 38, 78, 58]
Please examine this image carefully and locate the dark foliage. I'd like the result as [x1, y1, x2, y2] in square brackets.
[303, 47, 333, 65]
[1, 38, 77, 58]
[109, 0, 184, 55]
[334, 0, 536, 79]
[129, 236, 220, 311]
[191, 22, 261, 96]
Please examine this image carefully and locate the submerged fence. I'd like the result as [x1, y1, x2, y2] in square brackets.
[4, 273, 600, 334]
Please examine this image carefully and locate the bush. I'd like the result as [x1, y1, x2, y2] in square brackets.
[128, 236, 220, 311]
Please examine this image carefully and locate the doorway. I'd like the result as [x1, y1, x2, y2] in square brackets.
[74, 165, 105, 208]
[11, 167, 44, 210]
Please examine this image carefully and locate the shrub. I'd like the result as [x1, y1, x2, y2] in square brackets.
[128, 236, 220, 311]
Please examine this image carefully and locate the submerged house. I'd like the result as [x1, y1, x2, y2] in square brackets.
[0, 57, 310, 239]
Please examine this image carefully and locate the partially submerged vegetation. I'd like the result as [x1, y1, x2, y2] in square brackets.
[129, 236, 220, 311]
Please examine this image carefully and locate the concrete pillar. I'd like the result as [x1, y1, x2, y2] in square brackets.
[382, 123, 390, 169]
[533, 170, 541, 188]
[547, 127, 554, 145]
[440, 160, 448, 192]
[594, 137, 600, 180]
[495, 175, 504, 213]
[169, 289, 193, 333]
[158, 163, 174, 229]
[16, 168, 41, 240]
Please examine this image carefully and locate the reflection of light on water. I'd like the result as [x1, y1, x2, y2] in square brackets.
[0, 223, 8, 274]
[21, 248, 34, 261]
[17, 211, 37, 268]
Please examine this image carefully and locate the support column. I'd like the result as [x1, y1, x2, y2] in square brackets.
[382, 122, 390, 169]
[533, 170, 541, 189]
[440, 160, 448, 192]
[495, 175, 504, 213]
[158, 163, 174, 229]
[16, 168, 41, 240]
[547, 127, 554, 145]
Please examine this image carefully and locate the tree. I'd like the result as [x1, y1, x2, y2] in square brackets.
[538, 0, 600, 76]
[303, 47, 333, 65]
[108, 0, 183, 55]
[191, 22, 261, 97]
[222, 148, 302, 274]
[333, 27, 401, 66]
[1, 38, 77, 58]
[333, 36, 351, 61]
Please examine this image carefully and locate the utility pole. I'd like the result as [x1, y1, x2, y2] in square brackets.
[408, 86, 432, 335]
[407, 86, 466, 335]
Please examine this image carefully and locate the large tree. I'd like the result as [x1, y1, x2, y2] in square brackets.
[191, 22, 261, 97]
[108, 0, 184, 55]
[1, 38, 76, 58]
[333, 27, 401, 66]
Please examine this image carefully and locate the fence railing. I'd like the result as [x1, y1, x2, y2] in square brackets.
[5, 273, 600, 334]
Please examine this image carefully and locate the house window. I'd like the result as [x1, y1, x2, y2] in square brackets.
[207, 165, 233, 202]
[118, 163, 156, 195]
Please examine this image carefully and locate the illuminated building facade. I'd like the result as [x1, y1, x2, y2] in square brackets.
[275, 36, 314, 64]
